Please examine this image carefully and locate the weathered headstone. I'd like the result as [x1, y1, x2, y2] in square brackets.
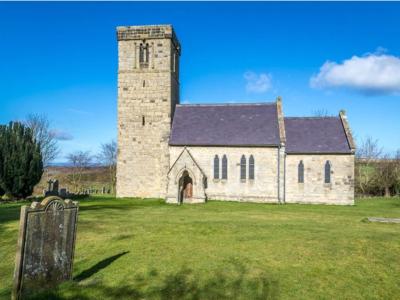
[59, 188, 67, 198]
[52, 180, 59, 194]
[12, 196, 79, 300]
[45, 179, 59, 197]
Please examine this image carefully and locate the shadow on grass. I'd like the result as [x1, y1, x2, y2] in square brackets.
[74, 251, 129, 281]
[28, 259, 279, 300]
[0, 204, 23, 225]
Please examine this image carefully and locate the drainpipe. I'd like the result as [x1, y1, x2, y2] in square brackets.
[277, 146, 281, 204]
[283, 151, 286, 204]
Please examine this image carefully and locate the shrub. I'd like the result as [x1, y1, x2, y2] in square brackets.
[0, 122, 43, 199]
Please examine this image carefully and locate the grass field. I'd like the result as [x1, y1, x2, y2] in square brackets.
[1, 197, 400, 299]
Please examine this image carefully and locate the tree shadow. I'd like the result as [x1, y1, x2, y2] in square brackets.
[0, 204, 23, 224]
[27, 259, 279, 300]
[74, 251, 129, 282]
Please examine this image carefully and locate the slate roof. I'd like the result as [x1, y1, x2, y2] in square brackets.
[169, 103, 280, 146]
[284, 117, 352, 154]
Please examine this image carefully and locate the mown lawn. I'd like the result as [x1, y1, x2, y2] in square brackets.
[1, 197, 400, 299]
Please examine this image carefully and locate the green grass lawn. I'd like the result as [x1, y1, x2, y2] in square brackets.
[1, 197, 400, 299]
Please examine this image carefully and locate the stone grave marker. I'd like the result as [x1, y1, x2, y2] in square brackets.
[12, 196, 79, 300]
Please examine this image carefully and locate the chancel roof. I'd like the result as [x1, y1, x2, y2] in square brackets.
[284, 117, 352, 154]
[169, 103, 280, 146]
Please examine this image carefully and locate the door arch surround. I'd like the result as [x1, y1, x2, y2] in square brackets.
[178, 170, 193, 204]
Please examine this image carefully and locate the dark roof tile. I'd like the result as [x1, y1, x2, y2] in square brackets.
[284, 117, 351, 154]
[169, 103, 280, 146]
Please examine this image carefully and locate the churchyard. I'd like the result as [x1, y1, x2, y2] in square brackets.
[1, 196, 399, 299]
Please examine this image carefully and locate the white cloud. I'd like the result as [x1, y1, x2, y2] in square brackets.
[244, 71, 272, 93]
[50, 129, 73, 141]
[310, 52, 400, 95]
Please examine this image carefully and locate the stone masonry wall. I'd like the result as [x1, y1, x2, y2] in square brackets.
[285, 154, 355, 205]
[169, 146, 280, 203]
[116, 25, 180, 198]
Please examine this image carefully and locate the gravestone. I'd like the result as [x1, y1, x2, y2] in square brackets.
[45, 179, 59, 197]
[12, 196, 79, 300]
[59, 188, 67, 198]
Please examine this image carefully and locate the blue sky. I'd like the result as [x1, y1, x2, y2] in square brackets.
[1, 2, 400, 162]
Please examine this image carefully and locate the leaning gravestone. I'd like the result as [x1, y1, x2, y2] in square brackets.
[12, 196, 79, 300]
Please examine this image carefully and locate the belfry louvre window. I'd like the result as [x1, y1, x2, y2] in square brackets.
[240, 155, 246, 180]
[324, 161, 331, 184]
[222, 155, 228, 179]
[249, 155, 255, 180]
[298, 161, 304, 183]
[139, 43, 149, 66]
[214, 155, 220, 179]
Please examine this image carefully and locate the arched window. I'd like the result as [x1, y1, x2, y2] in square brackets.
[240, 155, 246, 180]
[139, 43, 149, 66]
[324, 161, 331, 184]
[139, 43, 144, 62]
[222, 155, 228, 179]
[298, 160, 304, 183]
[145, 43, 149, 63]
[214, 155, 219, 179]
[249, 155, 255, 180]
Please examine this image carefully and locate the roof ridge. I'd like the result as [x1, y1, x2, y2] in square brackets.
[177, 102, 275, 107]
[285, 116, 339, 120]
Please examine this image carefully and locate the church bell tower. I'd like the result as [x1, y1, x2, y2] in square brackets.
[116, 25, 180, 198]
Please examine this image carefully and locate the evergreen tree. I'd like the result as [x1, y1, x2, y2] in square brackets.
[0, 122, 43, 199]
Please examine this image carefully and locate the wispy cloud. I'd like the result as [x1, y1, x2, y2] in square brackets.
[50, 129, 73, 141]
[244, 71, 272, 93]
[310, 50, 400, 95]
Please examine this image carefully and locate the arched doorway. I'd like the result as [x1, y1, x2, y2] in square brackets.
[178, 170, 193, 204]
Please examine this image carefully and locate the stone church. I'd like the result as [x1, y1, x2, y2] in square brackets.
[116, 24, 356, 205]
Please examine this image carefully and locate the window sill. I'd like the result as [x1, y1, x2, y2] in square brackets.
[213, 179, 220, 183]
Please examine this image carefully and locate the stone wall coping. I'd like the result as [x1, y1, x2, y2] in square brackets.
[339, 110, 356, 152]
[116, 24, 180, 53]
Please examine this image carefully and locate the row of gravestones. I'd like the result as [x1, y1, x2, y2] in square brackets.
[44, 179, 111, 198]
[81, 187, 112, 195]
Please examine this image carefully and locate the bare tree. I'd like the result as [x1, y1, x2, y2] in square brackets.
[96, 140, 117, 193]
[355, 137, 383, 196]
[356, 136, 383, 161]
[66, 151, 92, 192]
[374, 153, 400, 197]
[25, 113, 60, 166]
